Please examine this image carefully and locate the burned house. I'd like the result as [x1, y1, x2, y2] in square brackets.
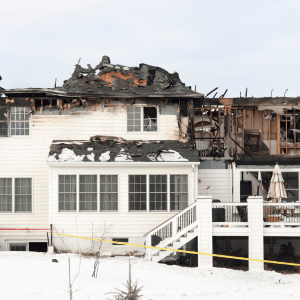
[0, 55, 202, 254]
[1, 56, 300, 271]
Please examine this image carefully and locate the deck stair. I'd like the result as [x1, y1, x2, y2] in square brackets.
[144, 202, 198, 263]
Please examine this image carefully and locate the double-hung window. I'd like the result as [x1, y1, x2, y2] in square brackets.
[149, 175, 167, 211]
[59, 175, 77, 211]
[0, 178, 32, 213]
[0, 107, 8, 137]
[127, 107, 157, 132]
[129, 174, 188, 212]
[128, 175, 147, 211]
[100, 175, 118, 211]
[0, 107, 30, 137]
[79, 175, 97, 211]
[58, 175, 119, 212]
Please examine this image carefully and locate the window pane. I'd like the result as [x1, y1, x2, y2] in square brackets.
[79, 175, 97, 211]
[127, 107, 141, 132]
[128, 175, 147, 211]
[10, 107, 30, 136]
[58, 175, 76, 211]
[143, 107, 157, 132]
[170, 175, 188, 211]
[100, 175, 118, 211]
[149, 175, 167, 211]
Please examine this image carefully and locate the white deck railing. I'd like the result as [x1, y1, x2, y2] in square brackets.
[212, 202, 248, 225]
[263, 202, 300, 226]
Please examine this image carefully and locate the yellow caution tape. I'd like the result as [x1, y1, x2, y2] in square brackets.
[52, 232, 300, 267]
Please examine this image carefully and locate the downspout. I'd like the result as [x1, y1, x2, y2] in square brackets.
[232, 161, 236, 203]
[192, 164, 195, 202]
[49, 166, 52, 245]
[229, 163, 233, 202]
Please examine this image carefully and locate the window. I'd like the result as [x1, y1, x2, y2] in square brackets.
[100, 175, 118, 211]
[10, 107, 30, 136]
[59, 175, 76, 211]
[282, 172, 299, 201]
[143, 107, 157, 131]
[10, 243, 27, 251]
[127, 107, 157, 132]
[0, 107, 8, 137]
[15, 178, 32, 212]
[0, 178, 12, 212]
[129, 175, 147, 211]
[0, 178, 32, 213]
[149, 175, 167, 211]
[170, 175, 188, 211]
[128, 174, 188, 212]
[112, 238, 129, 245]
[79, 175, 97, 211]
[58, 174, 119, 212]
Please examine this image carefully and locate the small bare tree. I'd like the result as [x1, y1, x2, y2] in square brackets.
[62, 257, 81, 300]
[106, 256, 143, 300]
[92, 222, 113, 278]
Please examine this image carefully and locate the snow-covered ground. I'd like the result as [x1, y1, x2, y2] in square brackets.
[0, 252, 299, 300]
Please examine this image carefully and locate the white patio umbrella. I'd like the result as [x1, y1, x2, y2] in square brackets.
[267, 163, 287, 202]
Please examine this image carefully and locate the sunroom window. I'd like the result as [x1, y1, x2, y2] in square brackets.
[59, 175, 76, 211]
[79, 175, 97, 211]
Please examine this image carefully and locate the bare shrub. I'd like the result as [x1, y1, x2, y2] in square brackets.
[92, 222, 113, 278]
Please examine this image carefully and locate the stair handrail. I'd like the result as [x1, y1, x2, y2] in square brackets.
[151, 221, 198, 256]
[143, 201, 197, 237]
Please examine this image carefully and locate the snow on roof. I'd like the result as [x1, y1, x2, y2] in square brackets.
[47, 137, 199, 163]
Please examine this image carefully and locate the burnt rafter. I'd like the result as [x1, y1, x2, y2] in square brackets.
[62, 55, 201, 96]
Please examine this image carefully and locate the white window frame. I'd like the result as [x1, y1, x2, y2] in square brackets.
[128, 174, 189, 213]
[79, 174, 98, 212]
[126, 105, 159, 133]
[58, 174, 120, 213]
[0, 107, 32, 138]
[0, 177, 33, 214]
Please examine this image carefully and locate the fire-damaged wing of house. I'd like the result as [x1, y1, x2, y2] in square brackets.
[62, 55, 199, 96]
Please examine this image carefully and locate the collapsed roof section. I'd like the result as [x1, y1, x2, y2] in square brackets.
[1, 56, 203, 99]
[47, 136, 199, 163]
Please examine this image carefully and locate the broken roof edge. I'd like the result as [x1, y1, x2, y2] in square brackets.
[1, 88, 204, 98]
[47, 161, 200, 166]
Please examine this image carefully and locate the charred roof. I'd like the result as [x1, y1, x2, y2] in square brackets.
[47, 136, 199, 163]
[2, 56, 203, 99]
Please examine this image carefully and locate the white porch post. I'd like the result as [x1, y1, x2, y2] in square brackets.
[248, 196, 264, 271]
[146, 235, 152, 260]
[196, 195, 213, 268]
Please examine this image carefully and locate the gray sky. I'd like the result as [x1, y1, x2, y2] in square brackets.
[1, 0, 300, 97]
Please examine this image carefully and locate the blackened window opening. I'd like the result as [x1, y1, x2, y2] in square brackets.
[143, 107, 157, 131]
